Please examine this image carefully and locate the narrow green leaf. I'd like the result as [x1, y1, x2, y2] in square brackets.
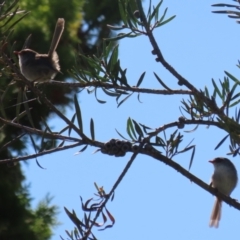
[158, 6, 167, 23]
[64, 207, 83, 229]
[94, 88, 106, 104]
[236, 108, 240, 122]
[223, 77, 230, 92]
[149, 0, 163, 24]
[204, 86, 209, 98]
[102, 87, 120, 97]
[29, 134, 37, 153]
[220, 80, 226, 100]
[211, 78, 222, 98]
[115, 128, 129, 141]
[12, 110, 28, 123]
[0, 78, 11, 106]
[132, 119, 144, 137]
[102, 40, 108, 62]
[4, 0, 19, 13]
[90, 118, 95, 140]
[74, 94, 83, 131]
[212, 88, 217, 99]
[3, 11, 29, 33]
[23, 92, 35, 128]
[137, 93, 142, 103]
[136, 71, 146, 87]
[154, 72, 172, 90]
[178, 145, 194, 154]
[14, 89, 22, 122]
[118, 67, 129, 87]
[215, 134, 229, 150]
[127, 117, 137, 140]
[74, 145, 88, 155]
[225, 83, 238, 110]
[107, 44, 119, 73]
[188, 146, 195, 170]
[111, 59, 120, 81]
[169, 129, 178, 143]
[105, 207, 115, 224]
[230, 98, 240, 108]
[104, 32, 132, 41]
[73, 228, 80, 239]
[41, 117, 53, 133]
[225, 71, 240, 83]
[139, 123, 152, 134]
[64, 230, 73, 239]
[212, 3, 233, 7]
[127, 16, 134, 29]
[1, 6, 20, 28]
[103, 41, 115, 60]
[156, 15, 176, 28]
[230, 85, 240, 101]
[126, 3, 138, 28]
[36, 159, 46, 169]
[155, 136, 166, 146]
[68, 113, 76, 136]
[58, 141, 65, 148]
[147, 0, 152, 18]
[117, 93, 132, 108]
[118, 0, 127, 26]
[111, 192, 115, 201]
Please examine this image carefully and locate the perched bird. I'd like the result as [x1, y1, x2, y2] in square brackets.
[14, 18, 65, 82]
[209, 157, 238, 228]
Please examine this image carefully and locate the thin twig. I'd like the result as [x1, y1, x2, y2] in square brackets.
[83, 142, 145, 239]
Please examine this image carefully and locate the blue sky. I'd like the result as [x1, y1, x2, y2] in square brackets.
[22, 1, 240, 239]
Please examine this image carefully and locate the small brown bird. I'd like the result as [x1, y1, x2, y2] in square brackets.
[14, 18, 65, 82]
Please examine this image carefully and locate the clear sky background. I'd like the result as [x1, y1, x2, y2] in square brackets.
[21, 1, 240, 239]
